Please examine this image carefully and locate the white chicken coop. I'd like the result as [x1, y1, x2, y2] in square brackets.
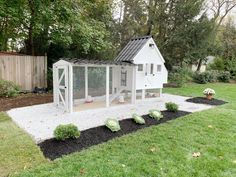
[53, 36, 168, 113]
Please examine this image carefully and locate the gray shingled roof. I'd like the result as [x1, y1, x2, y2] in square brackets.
[114, 36, 152, 62]
[62, 58, 135, 66]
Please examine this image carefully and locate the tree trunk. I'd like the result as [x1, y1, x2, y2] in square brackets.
[196, 59, 203, 72]
[28, 25, 34, 55]
[0, 17, 9, 51]
[27, 0, 35, 55]
[146, 0, 154, 35]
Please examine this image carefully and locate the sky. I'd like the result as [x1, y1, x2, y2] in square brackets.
[229, 8, 236, 24]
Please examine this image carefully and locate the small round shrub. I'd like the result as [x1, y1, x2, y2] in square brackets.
[132, 113, 145, 124]
[149, 109, 163, 120]
[165, 102, 179, 112]
[105, 118, 121, 132]
[0, 79, 20, 97]
[54, 124, 80, 141]
[217, 71, 230, 83]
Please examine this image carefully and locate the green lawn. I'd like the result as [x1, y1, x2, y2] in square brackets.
[164, 83, 236, 110]
[1, 83, 235, 177]
[0, 113, 47, 177]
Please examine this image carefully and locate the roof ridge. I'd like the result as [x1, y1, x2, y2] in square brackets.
[60, 58, 135, 66]
[130, 35, 152, 41]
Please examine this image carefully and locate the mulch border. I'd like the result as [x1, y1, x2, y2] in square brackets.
[39, 110, 190, 160]
[186, 97, 228, 106]
[0, 93, 53, 111]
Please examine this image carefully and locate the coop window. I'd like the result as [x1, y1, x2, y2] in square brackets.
[121, 71, 127, 86]
[137, 64, 143, 71]
[150, 64, 154, 74]
[149, 43, 154, 48]
[157, 65, 162, 72]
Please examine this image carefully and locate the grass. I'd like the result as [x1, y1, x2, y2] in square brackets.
[0, 113, 47, 177]
[1, 83, 236, 177]
[164, 83, 236, 110]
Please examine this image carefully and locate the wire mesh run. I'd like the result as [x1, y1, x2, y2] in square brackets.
[72, 66, 134, 112]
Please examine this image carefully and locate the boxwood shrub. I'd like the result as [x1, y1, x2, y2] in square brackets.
[149, 109, 163, 120]
[54, 124, 80, 140]
[165, 102, 179, 112]
[105, 118, 121, 132]
[132, 113, 145, 124]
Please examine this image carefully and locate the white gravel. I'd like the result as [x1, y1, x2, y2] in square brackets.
[7, 93, 213, 143]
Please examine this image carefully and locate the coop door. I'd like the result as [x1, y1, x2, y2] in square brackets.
[56, 66, 69, 111]
[145, 63, 155, 88]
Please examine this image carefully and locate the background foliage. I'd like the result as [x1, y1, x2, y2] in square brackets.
[0, 0, 236, 74]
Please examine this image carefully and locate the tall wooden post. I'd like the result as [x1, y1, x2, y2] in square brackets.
[68, 64, 73, 113]
[53, 64, 59, 106]
[131, 66, 136, 104]
[106, 66, 110, 107]
[85, 66, 88, 99]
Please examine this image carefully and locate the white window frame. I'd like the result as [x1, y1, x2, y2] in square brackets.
[150, 64, 154, 74]
[121, 70, 127, 86]
[145, 63, 148, 75]
[137, 64, 143, 71]
[157, 65, 162, 72]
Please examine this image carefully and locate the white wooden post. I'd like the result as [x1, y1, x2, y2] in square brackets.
[68, 64, 73, 113]
[53, 64, 59, 106]
[64, 66, 69, 112]
[131, 66, 136, 104]
[85, 66, 88, 99]
[159, 88, 162, 97]
[106, 66, 110, 107]
[112, 67, 115, 94]
[142, 89, 145, 100]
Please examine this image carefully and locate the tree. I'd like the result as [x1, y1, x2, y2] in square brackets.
[113, 0, 147, 48]
[215, 17, 236, 77]
[148, 0, 209, 69]
[217, 18, 236, 60]
[0, 0, 113, 62]
[0, 0, 25, 51]
[1, 0, 235, 72]
[208, 0, 236, 30]
[193, 0, 236, 71]
[112, 0, 217, 69]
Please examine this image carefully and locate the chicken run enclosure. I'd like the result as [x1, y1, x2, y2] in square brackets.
[53, 36, 168, 113]
[53, 59, 138, 113]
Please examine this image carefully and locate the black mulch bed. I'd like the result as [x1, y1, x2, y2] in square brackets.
[186, 97, 228, 106]
[39, 110, 190, 160]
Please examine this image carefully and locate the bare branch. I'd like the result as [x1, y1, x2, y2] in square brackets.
[207, 0, 236, 28]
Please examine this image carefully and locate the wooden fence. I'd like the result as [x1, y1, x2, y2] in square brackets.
[0, 55, 47, 91]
